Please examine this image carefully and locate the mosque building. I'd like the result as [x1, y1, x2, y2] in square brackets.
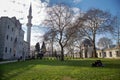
[0, 4, 32, 60]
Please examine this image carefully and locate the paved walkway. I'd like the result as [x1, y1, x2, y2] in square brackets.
[0, 60, 17, 64]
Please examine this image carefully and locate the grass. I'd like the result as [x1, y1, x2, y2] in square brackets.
[0, 58, 120, 80]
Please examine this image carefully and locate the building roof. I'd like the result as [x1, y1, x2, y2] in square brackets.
[0, 16, 24, 32]
[81, 38, 93, 47]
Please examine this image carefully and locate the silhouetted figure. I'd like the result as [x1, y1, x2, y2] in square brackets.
[92, 60, 104, 67]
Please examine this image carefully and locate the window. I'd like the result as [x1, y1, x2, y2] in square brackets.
[8, 25, 9, 29]
[13, 54, 15, 57]
[116, 51, 120, 57]
[6, 35, 8, 40]
[11, 37, 12, 41]
[10, 48, 11, 53]
[109, 52, 112, 57]
[14, 38, 17, 43]
[12, 28, 14, 32]
[104, 52, 106, 57]
[100, 53, 101, 57]
[5, 47, 7, 53]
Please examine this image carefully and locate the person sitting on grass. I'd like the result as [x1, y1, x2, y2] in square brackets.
[92, 60, 104, 67]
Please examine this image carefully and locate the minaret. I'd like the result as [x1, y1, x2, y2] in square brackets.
[27, 4, 32, 54]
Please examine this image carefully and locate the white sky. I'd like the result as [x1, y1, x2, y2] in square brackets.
[0, 0, 48, 45]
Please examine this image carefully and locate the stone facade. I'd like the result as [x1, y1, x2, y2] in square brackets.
[0, 17, 28, 60]
[66, 38, 120, 59]
[80, 44, 93, 58]
[97, 48, 120, 59]
[23, 41, 29, 60]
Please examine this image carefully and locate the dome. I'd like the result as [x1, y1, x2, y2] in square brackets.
[82, 38, 93, 47]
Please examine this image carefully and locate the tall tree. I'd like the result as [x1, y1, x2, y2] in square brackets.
[75, 8, 114, 57]
[66, 30, 84, 58]
[41, 41, 46, 54]
[112, 15, 120, 55]
[35, 42, 40, 58]
[35, 42, 40, 54]
[44, 4, 75, 61]
[113, 16, 120, 47]
[65, 39, 75, 58]
[43, 29, 56, 57]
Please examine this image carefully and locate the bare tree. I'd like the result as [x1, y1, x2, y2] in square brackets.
[65, 38, 75, 58]
[43, 29, 56, 57]
[97, 37, 113, 49]
[76, 8, 114, 58]
[65, 28, 85, 58]
[113, 16, 120, 46]
[43, 4, 75, 61]
[112, 15, 120, 55]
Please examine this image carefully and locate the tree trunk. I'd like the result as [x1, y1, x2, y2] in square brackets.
[51, 40, 54, 57]
[61, 46, 64, 61]
[93, 43, 97, 57]
[59, 39, 64, 61]
[92, 34, 98, 58]
[79, 51, 81, 58]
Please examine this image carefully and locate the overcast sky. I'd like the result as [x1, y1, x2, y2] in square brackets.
[0, 0, 119, 45]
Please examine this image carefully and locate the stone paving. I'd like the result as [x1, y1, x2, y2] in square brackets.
[0, 60, 17, 64]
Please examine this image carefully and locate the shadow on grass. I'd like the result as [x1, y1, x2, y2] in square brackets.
[0, 62, 35, 80]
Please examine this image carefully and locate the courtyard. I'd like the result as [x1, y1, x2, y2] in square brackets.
[0, 58, 120, 80]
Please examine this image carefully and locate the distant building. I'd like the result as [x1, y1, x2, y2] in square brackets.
[80, 42, 120, 59]
[66, 38, 120, 59]
[76, 38, 120, 59]
[66, 38, 93, 58]
[97, 46, 120, 59]
[80, 39, 93, 58]
[0, 17, 28, 60]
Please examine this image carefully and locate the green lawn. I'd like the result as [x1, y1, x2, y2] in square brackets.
[0, 58, 120, 80]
